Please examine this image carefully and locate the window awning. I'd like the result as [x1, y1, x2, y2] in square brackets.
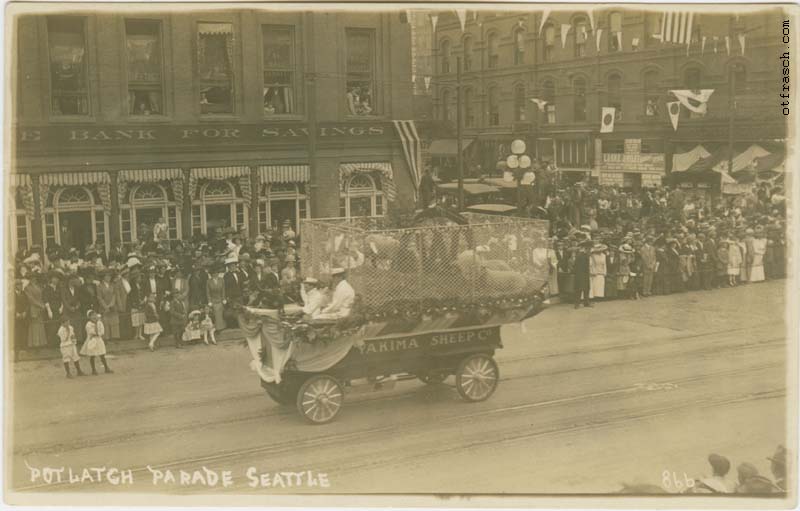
[258, 165, 309, 184]
[40, 172, 110, 186]
[119, 168, 183, 182]
[9, 174, 31, 187]
[339, 162, 393, 175]
[190, 166, 249, 180]
[428, 138, 474, 157]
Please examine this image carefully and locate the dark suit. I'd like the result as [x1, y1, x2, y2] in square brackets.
[43, 284, 62, 343]
[573, 250, 591, 306]
[61, 285, 84, 341]
[142, 276, 167, 302]
[188, 271, 209, 309]
[223, 271, 243, 305]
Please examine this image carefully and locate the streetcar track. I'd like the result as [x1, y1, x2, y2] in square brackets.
[12, 336, 784, 458]
[14, 359, 785, 492]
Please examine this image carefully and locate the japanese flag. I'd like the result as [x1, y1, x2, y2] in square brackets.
[670, 89, 714, 114]
[667, 101, 681, 131]
[600, 107, 616, 133]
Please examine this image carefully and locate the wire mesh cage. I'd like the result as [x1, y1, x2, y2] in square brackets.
[300, 214, 551, 317]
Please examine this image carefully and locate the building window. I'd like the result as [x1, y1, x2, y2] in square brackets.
[602, 140, 624, 153]
[645, 12, 661, 47]
[346, 28, 376, 116]
[573, 16, 589, 57]
[463, 36, 473, 71]
[543, 24, 556, 62]
[125, 20, 163, 116]
[487, 32, 499, 69]
[262, 25, 295, 115]
[197, 22, 235, 114]
[488, 86, 499, 125]
[464, 87, 474, 127]
[556, 139, 589, 167]
[573, 78, 586, 121]
[513, 29, 525, 65]
[607, 73, 622, 120]
[45, 186, 107, 255]
[47, 16, 89, 116]
[259, 183, 309, 233]
[684, 67, 704, 118]
[123, 183, 180, 242]
[191, 180, 247, 236]
[643, 70, 660, 117]
[340, 174, 383, 218]
[440, 39, 451, 74]
[514, 83, 526, 121]
[542, 80, 556, 124]
[441, 89, 452, 122]
[608, 12, 623, 52]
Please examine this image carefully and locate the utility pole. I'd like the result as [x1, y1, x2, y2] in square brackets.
[456, 56, 464, 211]
[727, 16, 735, 182]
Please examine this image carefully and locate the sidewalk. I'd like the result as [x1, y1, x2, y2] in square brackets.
[15, 328, 246, 362]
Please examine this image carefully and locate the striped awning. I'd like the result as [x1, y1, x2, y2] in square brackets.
[190, 166, 249, 180]
[340, 162, 393, 175]
[9, 174, 31, 187]
[258, 165, 309, 184]
[40, 172, 110, 186]
[120, 168, 182, 182]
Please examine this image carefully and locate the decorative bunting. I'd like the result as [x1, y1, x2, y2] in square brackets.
[430, 14, 438, 33]
[539, 9, 550, 34]
[530, 98, 548, 112]
[596, 28, 603, 52]
[600, 107, 616, 133]
[738, 33, 746, 54]
[701, 36, 706, 54]
[631, 37, 640, 50]
[424, 76, 431, 91]
[667, 101, 680, 131]
[561, 24, 571, 48]
[587, 10, 595, 31]
[725, 35, 730, 55]
[616, 31, 623, 51]
[455, 9, 467, 32]
[670, 89, 715, 115]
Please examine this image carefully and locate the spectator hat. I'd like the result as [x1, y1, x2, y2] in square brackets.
[330, 267, 346, 276]
[619, 244, 634, 254]
[285, 254, 296, 263]
[303, 277, 319, 285]
[708, 454, 731, 476]
[767, 446, 787, 467]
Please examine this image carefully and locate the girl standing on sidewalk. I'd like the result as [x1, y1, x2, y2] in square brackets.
[80, 310, 113, 375]
[144, 294, 163, 351]
[57, 317, 85, 378]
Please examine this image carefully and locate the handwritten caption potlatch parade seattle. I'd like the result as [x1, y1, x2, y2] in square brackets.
[25, 463, 331, 489]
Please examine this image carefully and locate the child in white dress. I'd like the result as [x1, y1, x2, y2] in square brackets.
[58, 317, 85, 378]
[182, 310, 203, 344]
[200, 305, 217, 345]
[81, 310, 113, 375]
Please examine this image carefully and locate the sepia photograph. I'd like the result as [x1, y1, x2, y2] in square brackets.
[3, 1, 798, 507]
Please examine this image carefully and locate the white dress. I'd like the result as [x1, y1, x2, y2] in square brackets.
[749, 238, 767, 282]
[81, 321, 107, 356]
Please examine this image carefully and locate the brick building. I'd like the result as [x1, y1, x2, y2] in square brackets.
[430, 7, 787, 187]
[10, 8, 419, 256]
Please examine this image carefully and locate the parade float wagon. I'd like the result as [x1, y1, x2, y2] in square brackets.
[243, 211, 550, 424]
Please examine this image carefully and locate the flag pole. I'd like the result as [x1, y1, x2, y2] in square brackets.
[456, 56, 464, 211]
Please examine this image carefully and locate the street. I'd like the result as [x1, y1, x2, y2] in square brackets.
[8, 280, 787, 496]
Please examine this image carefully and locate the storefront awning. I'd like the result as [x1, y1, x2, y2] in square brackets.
[190, 166, 250, 180]
[339, 162, 396, 202]
[258, 165, 310, 184]
[119, 168, 183, 182]
[9, 174, 31, 187]
[40, 172, 110, 186]
[429, 138, 474, 157]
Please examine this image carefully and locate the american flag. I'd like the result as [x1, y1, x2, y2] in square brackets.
[655, 12, 694, 45]
[393, 120, 423, 192]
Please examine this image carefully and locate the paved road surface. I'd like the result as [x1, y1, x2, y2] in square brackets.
[8, 281, 788, 497]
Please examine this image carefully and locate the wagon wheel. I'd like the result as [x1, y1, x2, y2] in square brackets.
[296, 375, 344, 424]
[417, 372, 448, 385]
[455, 354, 499, 402]
[264, 381, 295, 406]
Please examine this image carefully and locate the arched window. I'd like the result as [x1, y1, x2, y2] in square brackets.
[513, 28, 525, 65]
[607, 73, 622, 120]
[514, 83, 526, 121]
[609, 12, 623, 52]
[463, 86, 474, 127]
[441, 89, 452, 122]
[259, 183, 309, 233]
[440, 39, 451, 74]
[573, 78, 587, 121]
[487, 32, 499, 68]
[45, 186, 107, 255]
[121, 183, 180, 243]
[573, 16, 589, 57]
[191, 180, 248, 237]
[488, 85, 500, 125]
[643, 69, 660, 117]
[542, 79, 556, 124]
[463, 35, 473, 71]
[340, 173, 383, 218]
[543, 24, 556, 62]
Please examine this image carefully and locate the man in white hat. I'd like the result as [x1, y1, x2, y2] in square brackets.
[316, 268, 355, 320]
[300, 277, 330, 318]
